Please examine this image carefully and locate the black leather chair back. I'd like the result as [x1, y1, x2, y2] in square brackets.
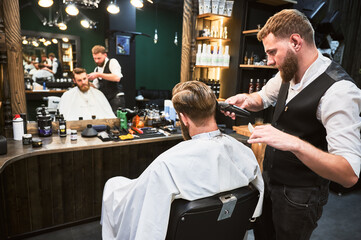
[166, 185, 259, 240]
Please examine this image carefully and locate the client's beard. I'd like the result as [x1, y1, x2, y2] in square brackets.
[78, 82, 90, 93]
[279, 49, 298, 83]
[180, 119, 191, 140]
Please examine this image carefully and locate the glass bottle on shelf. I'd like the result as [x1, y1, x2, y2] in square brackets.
[248, 79, 254, 94]
[244, 52, 248, 64]
[255, 79, 260, 92]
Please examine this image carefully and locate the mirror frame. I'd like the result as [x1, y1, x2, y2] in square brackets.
[21, 30, 82, 67]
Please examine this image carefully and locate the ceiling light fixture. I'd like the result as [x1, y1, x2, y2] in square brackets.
[130, 0, 143, 8]
[58, 22, 68, 30]
[80, 19, 90, 28]
[65, 4, 79, 16]
[38, 0, 53, 8]
[107, 0, 120, 14]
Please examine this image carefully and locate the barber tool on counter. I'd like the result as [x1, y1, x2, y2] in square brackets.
[81, 124, 98, 138]
[12, 114, 24, 141]
[58, 114, 67, 137]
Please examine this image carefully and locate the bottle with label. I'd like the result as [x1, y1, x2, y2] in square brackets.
[196, 44, 202, 66]
[223, 45, 230, 67]
[255, 79, 260, 92]
[244, 52, 248, 64]
[250, 52, 254, 65]
[58, 114, 67, 137]
[13, 114, 24, 141]
[248, 79, 254, 94]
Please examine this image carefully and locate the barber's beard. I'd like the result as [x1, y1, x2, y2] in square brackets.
[96, 61, 105, 67]
[180, 119, 191, 140]
[78, 83, 90, 93]
[279, 49, 298, 83]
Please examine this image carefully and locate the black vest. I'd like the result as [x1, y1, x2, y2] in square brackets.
[54, 58, 62, 79]
[264, 61, 354, 187]
[96, 59, 123, 101]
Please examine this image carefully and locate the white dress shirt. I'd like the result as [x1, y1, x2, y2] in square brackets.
[258, 51, 361, 177]
[101, 130, 264, 240]
[92, 58, 123, 89]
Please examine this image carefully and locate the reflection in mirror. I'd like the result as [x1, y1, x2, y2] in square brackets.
[22, 30, 83, 121]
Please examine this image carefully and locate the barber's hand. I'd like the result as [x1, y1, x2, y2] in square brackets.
[222, 94, 248, 120]
[247, 124, 299, 152]
[87, 72, 98, 80]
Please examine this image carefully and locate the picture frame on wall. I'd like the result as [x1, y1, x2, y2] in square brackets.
[116, 35, 130, 55]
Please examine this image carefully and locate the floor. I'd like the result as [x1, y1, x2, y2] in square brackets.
[24, 188, 361, 240]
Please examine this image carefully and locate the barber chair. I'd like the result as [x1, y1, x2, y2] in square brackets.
[166, 185, 259, 240]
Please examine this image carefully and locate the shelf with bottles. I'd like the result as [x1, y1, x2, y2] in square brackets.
[197, 13, 231, 21]
[239, 64, 277, 69]
[196, 36, 231, 42]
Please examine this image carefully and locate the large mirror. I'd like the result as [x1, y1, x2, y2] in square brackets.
[20, 0, 183, 121]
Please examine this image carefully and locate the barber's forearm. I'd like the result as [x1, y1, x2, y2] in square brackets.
[291, 139, 359, 188]
[98, 73, 120, 82]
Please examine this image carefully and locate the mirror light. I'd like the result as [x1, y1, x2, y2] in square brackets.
[58, 22, 68, 30]
[80, 19, 90, 28]
[107, 1, 120, 14]
[131, 0, 143, 8]
[38, 0, 53, 8]
[66, 4, 79, 16]
[154, 29, 158, 44]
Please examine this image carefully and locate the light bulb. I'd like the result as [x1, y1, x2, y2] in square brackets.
[38, 0, 53, 8]
[62, 37, 69, 42]
[52, 38, 58, 44]
[107, 2, 120, 14]
[174, 32, 178, 46]
[39, 38, 46, 42]
[65, 4, 79, 16]
[58, 22, 67, 30]
[130, 0, 143, 8]
[81, 19, 90, 28]
[22, 39, 28, 45]
[154, 29, 158, 44]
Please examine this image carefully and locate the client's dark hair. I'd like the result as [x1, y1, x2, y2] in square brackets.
[172, 81, 217, 126]
[72, 68, 86, 79]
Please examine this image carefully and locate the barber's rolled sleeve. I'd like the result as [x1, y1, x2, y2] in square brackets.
[320, 80, 361, 177]
[109, 59, 123, 79]
[257, 72, 282, 109]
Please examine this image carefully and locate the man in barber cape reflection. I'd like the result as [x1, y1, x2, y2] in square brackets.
[58, 68, 116, 121]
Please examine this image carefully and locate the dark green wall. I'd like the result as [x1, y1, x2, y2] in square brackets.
[135, 7, 182, 91]
[20, 0, 106, 73]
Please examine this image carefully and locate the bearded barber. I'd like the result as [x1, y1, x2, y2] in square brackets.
[224, 9, 361, 240]
[88, 45, 125, 112]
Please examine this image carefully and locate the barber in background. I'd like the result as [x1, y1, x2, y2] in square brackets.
[48, 52, 63, 79]
[224, 9, 361, 240]
[88, 45, 125, 112]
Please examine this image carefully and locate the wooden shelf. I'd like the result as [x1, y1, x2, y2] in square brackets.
[196, 37, 231, 42]
[242, 29, 260, 35]
[197, 13, 231, 21]
[196, 65, 229, 69]
[239, 64, 278, 69]
[256, 0, 297, 6]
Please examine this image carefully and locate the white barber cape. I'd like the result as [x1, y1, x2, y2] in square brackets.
[101, 130, 264, 240]
[58, 87, 116, 121]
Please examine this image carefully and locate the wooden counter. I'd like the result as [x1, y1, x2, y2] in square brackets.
[0, 133, 183, 239]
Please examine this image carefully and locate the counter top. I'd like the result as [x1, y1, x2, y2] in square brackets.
[0, 132, 182, 173]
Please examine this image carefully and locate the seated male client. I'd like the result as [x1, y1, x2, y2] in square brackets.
[101, 80, 264, 240]
[58, 68, 116, 121]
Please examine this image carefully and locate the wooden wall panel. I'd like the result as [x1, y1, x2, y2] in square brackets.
[61, 151, 75, 223]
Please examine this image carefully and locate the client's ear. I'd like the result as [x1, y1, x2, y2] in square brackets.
[179, 113, 189, 126]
